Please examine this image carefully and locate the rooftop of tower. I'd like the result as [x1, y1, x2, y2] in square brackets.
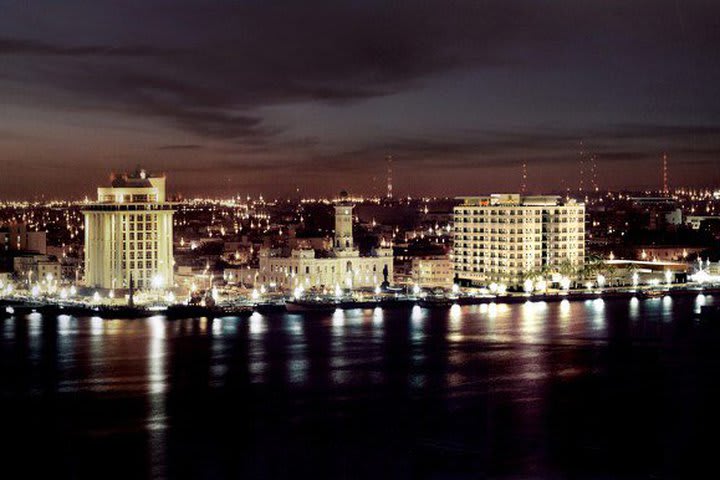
[110, 167, 162, 188]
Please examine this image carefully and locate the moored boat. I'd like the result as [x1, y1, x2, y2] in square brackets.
[254, 300, 287, 314]
[285, 299, 339, 313]
[418, 296, 455, 308]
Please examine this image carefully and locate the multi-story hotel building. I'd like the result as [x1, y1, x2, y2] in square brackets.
[453, 194, 585, 287]
[259, 194, 393, 290]
[83, 169, 174, 290]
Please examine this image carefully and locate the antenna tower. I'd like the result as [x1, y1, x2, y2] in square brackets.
[386, 155, 393, 199]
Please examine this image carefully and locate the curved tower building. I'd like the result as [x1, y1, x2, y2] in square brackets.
[83, 168, 174, 290]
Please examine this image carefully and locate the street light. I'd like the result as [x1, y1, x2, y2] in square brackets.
[151, 274, 164, 290]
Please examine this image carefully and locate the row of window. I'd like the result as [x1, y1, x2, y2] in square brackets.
[455, 217, 585, 224]
[122, 222, 157, 231]
[122, 261, 158, 270]
[456, 251, 582, 261]
[454, 209, 583, 215]
[128, 251, 156, 260]
[455, 244, 583, 253]
[455, 236, 583, 244]
[123, 232, 158, 241]
[264, 262, 387, 274]
[121, 241, 157, 251]
[453, 226, 585, 237]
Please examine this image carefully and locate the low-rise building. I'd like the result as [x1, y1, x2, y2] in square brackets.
[633, 245, 703, 262]
[13, 254, 62, 283]
[223, 267, 259, 287]
[0, 223, 47, 254]
[411, 256, 453, 289]
[686, 215, 720, 230]
[259, 193, 393, 290]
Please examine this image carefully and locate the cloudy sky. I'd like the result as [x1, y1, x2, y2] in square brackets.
[1, 0, 720, 199]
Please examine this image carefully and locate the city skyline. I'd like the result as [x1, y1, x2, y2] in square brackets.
[2, 1, 720, 199]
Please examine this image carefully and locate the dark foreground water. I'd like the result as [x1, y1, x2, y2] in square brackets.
[2, 295, 720, 479]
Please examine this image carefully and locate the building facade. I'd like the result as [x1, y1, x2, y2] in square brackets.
[83, 169, 174, 290]
[1, 223, 47, 254]
[259, 197, 393, 290]
[13, 254, 62, 283]
[411, 256, 453, 289]
[453, 194, 585, 287]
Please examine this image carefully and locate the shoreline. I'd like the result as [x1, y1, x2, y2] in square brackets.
[1, 286, 716, 319]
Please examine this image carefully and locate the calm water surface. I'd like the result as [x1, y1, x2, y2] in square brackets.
[2, 295, 720, 479]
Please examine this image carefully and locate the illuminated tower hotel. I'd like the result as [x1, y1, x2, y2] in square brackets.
[453, 194, 585, 287]
[83, 168, 174, 290]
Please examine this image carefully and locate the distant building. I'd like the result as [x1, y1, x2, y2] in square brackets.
[411, 256, 453, 289]
[453, 194, 585, 287]
[0, 223, 47, 254]
[259, 193, 393, 290]
[665, 208, 683, 226]
[83, 168, 174, 290]
[223, 267, 259, 287]
[628, 196, 678, 230]
[686, 215, 720, 230]
[13, 254, 62, 282]
[633, 245, 702, 262]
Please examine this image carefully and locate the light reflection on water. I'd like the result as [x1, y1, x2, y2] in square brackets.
[0, 295, 708, 477]
[661, 295, 673, 322]
[630, 297, 640, 321]
[248, 312, 267, 382]
[147, 315, 167, 479]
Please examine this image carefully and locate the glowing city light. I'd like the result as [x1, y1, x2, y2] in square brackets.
[151, 274, 164, 290]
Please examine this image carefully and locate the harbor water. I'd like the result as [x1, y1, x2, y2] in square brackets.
[1, 294, 719, 478]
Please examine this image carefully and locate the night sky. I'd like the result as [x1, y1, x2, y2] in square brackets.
[1, 0, 720, 199]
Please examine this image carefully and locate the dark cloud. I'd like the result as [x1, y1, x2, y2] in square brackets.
[1, 1, 720, 196]
[2, 0, 715, 141]
[156, 144, 203, 150]
[0, 37, 178, 57]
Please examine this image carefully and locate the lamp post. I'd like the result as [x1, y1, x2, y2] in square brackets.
[151, 274, 164, 304]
